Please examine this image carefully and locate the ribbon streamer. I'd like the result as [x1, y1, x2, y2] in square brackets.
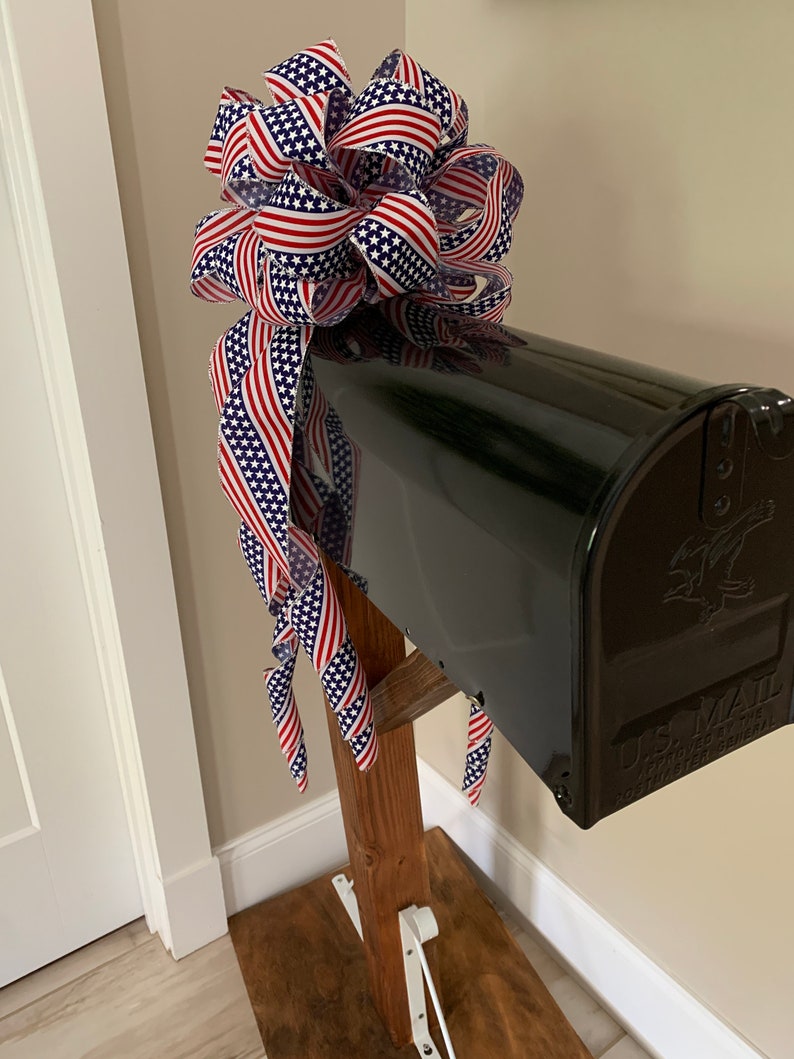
[192, 40, 523, 805]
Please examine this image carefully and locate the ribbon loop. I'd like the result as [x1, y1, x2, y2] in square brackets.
[191, 208, 259, 302]
[328, 79, 443, 183]
[350, 190, 439, 299]
[254, 170, 362, 282]
[373, 49, 469, 148]
[264, 38, 354, 104]
[247, 92, 338, 182]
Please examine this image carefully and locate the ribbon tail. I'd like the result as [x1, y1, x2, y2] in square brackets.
[264, 631, 308, 792]
[288, 531, 378, 773]
[462, 699, 494, 807]
[322, 634, 379, 773]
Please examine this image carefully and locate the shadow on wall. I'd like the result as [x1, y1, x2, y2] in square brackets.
[91, 0, 242, 840]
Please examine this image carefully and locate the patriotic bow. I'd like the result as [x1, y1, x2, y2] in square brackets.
[191, 40, 523, 805]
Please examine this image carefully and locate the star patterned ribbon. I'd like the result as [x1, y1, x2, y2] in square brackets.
[191, 40, 523, 805]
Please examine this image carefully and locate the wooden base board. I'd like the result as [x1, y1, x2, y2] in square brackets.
[229, 827, 592, 1059]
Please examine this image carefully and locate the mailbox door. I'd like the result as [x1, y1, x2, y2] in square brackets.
[584, 391, 794, 827]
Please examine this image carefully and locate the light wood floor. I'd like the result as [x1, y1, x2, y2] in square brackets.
[0, 915, 652, 1058]
[503, 916, 653, 1059]
[0, 921, 264, 1059]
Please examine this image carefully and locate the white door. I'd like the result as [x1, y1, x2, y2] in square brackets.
[0, 159, 142, 987]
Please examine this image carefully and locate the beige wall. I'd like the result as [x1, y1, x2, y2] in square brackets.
[407, 2, 794, 1055]
[91, 2, 406, 846]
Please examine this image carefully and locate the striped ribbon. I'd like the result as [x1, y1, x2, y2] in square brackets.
[191, 40, 523, 806]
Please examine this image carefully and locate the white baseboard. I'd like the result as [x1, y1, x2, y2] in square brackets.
[159, 856, 228, 960]
[145, 855, 228, 960]
[416, 759, 765, 1059]
[212, 762, 763, 1059]
[213, 789, 347, 917]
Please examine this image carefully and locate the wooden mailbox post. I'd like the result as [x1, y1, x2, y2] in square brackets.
[229, 557, 593, 1058]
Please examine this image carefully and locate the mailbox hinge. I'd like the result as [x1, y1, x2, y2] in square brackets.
[332, 874, 457, 1059]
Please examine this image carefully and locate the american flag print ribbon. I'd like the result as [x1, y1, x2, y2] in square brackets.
[191, 40, 523, 805]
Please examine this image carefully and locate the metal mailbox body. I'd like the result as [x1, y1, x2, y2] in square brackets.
[311, 323, 794, 827]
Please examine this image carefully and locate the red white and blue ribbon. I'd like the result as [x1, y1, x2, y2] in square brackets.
[192, 40, 522, 806]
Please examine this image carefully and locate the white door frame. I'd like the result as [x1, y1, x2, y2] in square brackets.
[0, 0, 227, 959]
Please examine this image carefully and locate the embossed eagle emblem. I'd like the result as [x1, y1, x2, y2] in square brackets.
[664, 499, 775, 622]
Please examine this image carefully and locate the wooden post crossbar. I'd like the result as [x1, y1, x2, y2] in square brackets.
[371, 647, 458, 734]
[229, 556, 594, 1058]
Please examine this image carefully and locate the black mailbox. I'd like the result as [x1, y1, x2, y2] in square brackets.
[309, 310, 794, 828]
